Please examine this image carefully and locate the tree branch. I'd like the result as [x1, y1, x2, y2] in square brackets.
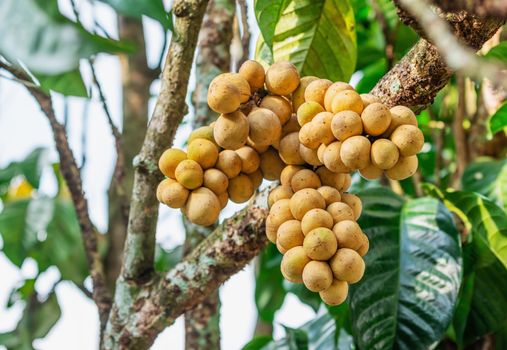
[434, 0, 507, 18]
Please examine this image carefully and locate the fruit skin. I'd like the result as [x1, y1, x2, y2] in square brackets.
[238, 60, 265, 91]
[357, 234, 370, 257]
[371, 139, 400, 170]
[304, 79, 333, 107]
[247, 138, 269, 154]
[265, 61, 300, 95]
[280, 165, 305, 186]
[361, 102, 392, 136]
[290, 188, 326, 220]
[185, 187, 221, 226]
[320, 279, 349, 306]
[297, 101, 325, 126]
[301, 208, 334, 235]
[188, 125, 216, 146]
[359, 163, 383, 180]
[268, 185, 294, 208]
[277, 220, 304, 252]
[157, 180, 189, 209]
[390, 124, 424, 156]
[279, 132, 305, 165]
[282, 114, 301, 138]
[260, 147, 285, 181]
[384, 105, 418, 136]
[265, 215, 278, 243]
[157, 178, 175, 202]
[341, 174, 352, 192]
[360, 93, 381, 108]
[228, 174, 254, 203]
[235, 146, 260, 174]
[217, 191, 229, 209]
[221, 73, 251, 103]
[299, 122, 321, 149]
[214, 111, 249, 150]
[248, 169, 263, 189]
[303, 227, 338, 260]
[333, 220, 363, 250]
[299, 144, 322, 166]
[330, 248, 365, 284]
[248, 108, 282, 147]
[340, 135, 371, 170]
[331, 90, 363, 114]
[302, 261, 333, 292]
[203, 168, 229, 195]
[175, 159, 204, 190]
[316, 166, 346, 190]
[260, 95, 292, 125]
[216, 150, 242, 178]
[322, 141, 350, 174]
[290, 169, 322, 192]
[269, 198, 294, 229]
[331, 110, 363, 141]
[312, 112, 336, 146]
[187, 138, 219, 170]
[317, 186, 342, 206]
[292, 76, 319, 110]
[207, 75, 241, 114]
[341, 193, 362, 220]
[385, 155, 419, 180]
[324, 82, 353, 111]
[327, 202, 355, 224]
[281, 246, 311, 283]
[317, 143, 326, 164]
[159, 148, 187, 178]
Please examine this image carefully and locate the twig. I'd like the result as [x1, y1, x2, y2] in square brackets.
[237, 0, 251, 67]
[80, 98, 90, 171]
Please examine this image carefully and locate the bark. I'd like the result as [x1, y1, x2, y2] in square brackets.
[184, 1, 235, 349]
[435, 0, 507, 18]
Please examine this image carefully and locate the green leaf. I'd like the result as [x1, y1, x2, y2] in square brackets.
[255, 0, 357, 82]
[488, 102, 507, 136]
[255, 35, 274, 68]
[154, 244, 183, 272]
[462, 159, 507, 211]
[349, 188, 462, 350]
[35, 69, 88, 97]
[97, 0, 172, 30]
[485, 41, 507, 62]
[242, 336, 273, 350]
[255, 245, 286, 322]
[0, 148, 48, 193]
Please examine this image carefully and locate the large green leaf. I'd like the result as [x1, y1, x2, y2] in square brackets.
[488, 102, 507, 136]
[0, 148, 47, 192]
[349, 188, 462, 350]
[255, 0, 357, 82]
[35, 69, 88, 97]
[97, 0, 172, 29]
[462, 159, 507, 211]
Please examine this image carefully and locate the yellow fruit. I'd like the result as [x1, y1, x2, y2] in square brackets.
[265, 61, 300, 95]
[290, 169, 322, 192]
[188, 125, 216, 146]
[327, 202, 355, 224]
[207, 74, 241, 113]
[269, 198, 295, 236]
[340, 136, 371, 170]
[266, 215, 278, 243]
[259, 147, 285, 181]
[333, 220, 363, 250]
[360, 93, 381, 108]
[214, 111, 249, 150]
[297, 101, 325, 126]
[316, 166, 346, 189]
[290, 188, 326, 220]
[221, 73, 251, 103]
[385, 155, 419, 180]
[317, 143, 326, 164]
[159, 148, 187, 178]
[282, 114, 301, 138]
[228, 174, 254, 203]
[312, 112, 335, 145]
[302, 261, 333, 292]
[357, 234, 370, 257]
[247, 137, 270, 154]
[301, 208, 334, 235]
[322, 141, 350, 174]
[277, 220, 305, 252]
[248, 169, 264, 189]
[361, 102, 392, 136]
[216, 150, 242, 178]
[320, 279, 348, 306]
[390, 125, 424, 156]
[187, 138, 219, 169]
[371, 139, 399, 170]
[341, 174, 352, 192]
[298, 122, 321, 149]
[281, 246, 311, 283]
[280, 165, 305, 186]
[235, 146, 260, 174]
[203, 168, 229, 195]
[331, 90, 363, 114]
[238, 60, 265, 91]
[341, 193, 362, 220]
[384, 105, 418, 136]
[185, 187, 221, 226]
[268, 185, 294, 208]
[158, 181, 189, 209]
[324, 82, 354, 111]
[156, 178, 175, 202]
[317, 186, 342, 206]
[260, 95, 292, 125]
[304, 79, 333, 107]
[359, 163, 383, 180]
[299, 144, 323, 166]
[218, 191, 229, 209]
[248, 108, 282, 147]
[292, 76, 319, 110]
[175, 159, 204, 189]
[279, 132, 305, 165]
[331, 111, 363, 141]
[330, 248, 365, 284]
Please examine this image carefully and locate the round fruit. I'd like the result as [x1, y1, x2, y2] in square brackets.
[341, 193, 362, 220]
[316, 167, 346, 189]
[331, 111, 363, 141]
[235, 146, 260, 174]
[277, 220, 304, 251]
[228, 174, 254, 203]
[222, 73, 251, 102]
[324, 82, 353, 111]
[248, 108, 282, 147]
[247, 138, 270, 154]
[385, 155, 418, 180]
[281, 246, 311, 283]
[159, 148, 187, 179]
[280, 165, 305, 186]
[156, 178, 175, 203]
[333, 220, 363, 250]
[260, 95, 292, 125]
[327, 202, 354, 224]
[158, 181, 189, 209]
[217, 191, 228, 209]
[282, 114, 301, 137]
[277, 240, 288, 254]
[269, 198, 294, 228]
[312, 112, 335, 145]
[317, 143, 326, 164]
[357, 234, 370, 257]
[340, 136, 371, 170]
[341, 174, 352, 192]
[175, 159, 204, 189]
[266, 215, 278, 243]
[203, 168, 228, 194]
[302, 261, 333, 292]
[301, 208, 334, 235]
[268, 185, 294, 207]
[291, 169, 322, 192]
[390, 125, 424, 156]
[330, 248, 365, 284]
[216, 150, 242, 178]
[304, 79, 333, 107]
[298, 122, 321, 149]
[317, 186, 342, 206]
[322, 141, 350, 174]
[279, 132, 305, 165]
[320, 279, 348, 306]
[371, 139, 399, 170]
[260, 147, 285, 181]
[187, 138, 218, 169]
[292, 76, 319, 110]
[290, 188, 326, 220]
[297, 101, 325, 126]
[188, 125, 216, 146]
[238, 60, 265, 91]
[384, 105, 418, 136]
[331, 90, 363, 114]
[214, 111, 249, 150]
[265, 61, 300, 95]
[361, 102, 392, 136]
[360, 93, 381, 108]
[185, 187, 221, 226]
[248, 169, 264, 189]
[207, 75, 241, 113]
[359, 163, 383, 180]
[299, 144, 323, 166]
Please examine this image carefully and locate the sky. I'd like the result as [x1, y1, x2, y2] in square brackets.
[0, 1, 316, 349]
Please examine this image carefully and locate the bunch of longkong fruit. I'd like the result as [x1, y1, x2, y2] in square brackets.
[156, 60, 424, 306]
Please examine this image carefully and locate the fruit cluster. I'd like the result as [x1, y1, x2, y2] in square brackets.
[155, 59, 424, 306]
